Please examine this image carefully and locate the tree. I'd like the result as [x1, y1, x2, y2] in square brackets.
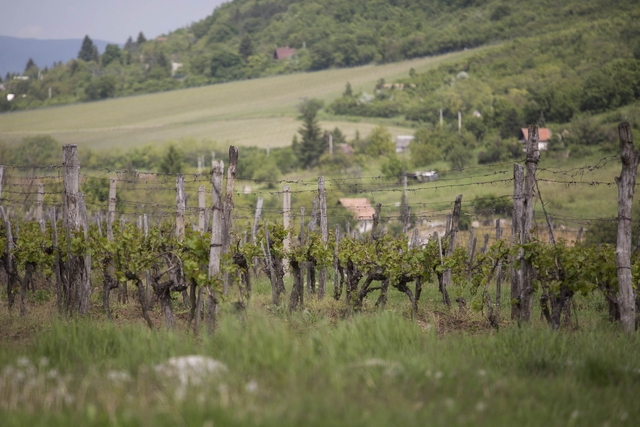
[78, 35, 96, 61]
[159, 144, 184, 173]
[365, 126, 395, 157]
[85, 75, 117, 100]
[292, 98, 326, 169]
[210, 50, 244, 80]
[16, 135, 58, 169]
[137, 32, 147, 44]
[102, 44, 123, 67]
[239, 34, 253, 59]
[24, 58, 37, 73]
[124, 36, 134, 50]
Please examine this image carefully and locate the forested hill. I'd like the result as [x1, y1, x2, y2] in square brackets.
[1, 0, 638, 112]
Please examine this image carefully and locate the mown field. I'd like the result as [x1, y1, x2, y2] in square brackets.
[0, 49, 486, 150]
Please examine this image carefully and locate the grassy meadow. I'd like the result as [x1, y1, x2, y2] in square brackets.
[0, 49, 486, 151]
[1, 275, 639, 427]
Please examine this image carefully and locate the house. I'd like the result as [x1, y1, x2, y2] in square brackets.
[338, 198, 375, 234]
[274, 46, 296, 60]
[396, 135, 414, 153]
[519, 128, 551, 151]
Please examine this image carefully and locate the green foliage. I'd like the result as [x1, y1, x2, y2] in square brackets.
[78, 35, 96, 62]
[293, 99, 326, 169]
[85, 75, 117, 100]
[380, 154, 408, 183]
[13, 135, 58, 168]
[102, 44, 123, 67]
[159, 144, 184, 174]
[364, 126, 394, 157]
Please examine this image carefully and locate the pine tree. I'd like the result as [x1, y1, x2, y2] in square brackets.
[78, 35, 95, 61]
[137, 32, 147, 44]
[24, 58, 36, 73]
[124, 36, 134, 50]
[292, 99, 326, 169]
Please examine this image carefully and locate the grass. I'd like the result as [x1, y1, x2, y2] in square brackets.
[0, 48, 487, 151]
[0, 274, 639, 426]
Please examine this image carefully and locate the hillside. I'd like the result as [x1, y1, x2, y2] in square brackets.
[1, 0, 638, 112]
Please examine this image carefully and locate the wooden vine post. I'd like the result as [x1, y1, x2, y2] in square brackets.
[615, 122, 639, 333]
[36, 183, 44, 232]
[282, 185, 291, 271]
[62, 144, 82, 316]
[198, 185, 206, 234]
[0, 165, 3, 207]
[511, 164, 524, 320]
[441, 195, 462, 306]
[206, 160, 224, 333]
[318, 176, 328, 299]
[107, 178, 116, 241]
[77, 192, 91, 314]
[175, 174, 185, 241]
[521, 126, 540, 323]
[222, 146, 238, 295]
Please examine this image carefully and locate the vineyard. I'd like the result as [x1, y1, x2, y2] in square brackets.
[0, 124, 638, 333]
[1, 124, 640, 426]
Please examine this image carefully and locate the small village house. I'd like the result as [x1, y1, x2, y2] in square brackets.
[338, 198, 375, 234]
[274, 46, 296, 60]
[519, 128, 551, 151]
[396, 135, 414, 154]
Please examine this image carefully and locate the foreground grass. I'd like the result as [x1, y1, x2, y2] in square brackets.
[0, 278, 638, 427]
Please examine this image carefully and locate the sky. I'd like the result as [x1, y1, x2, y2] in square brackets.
[1, 0, 228, 43]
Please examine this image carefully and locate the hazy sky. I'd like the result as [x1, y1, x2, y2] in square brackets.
[1, 0, 228, 43]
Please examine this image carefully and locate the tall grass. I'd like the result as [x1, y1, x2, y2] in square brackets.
[1, 309, 639, 426]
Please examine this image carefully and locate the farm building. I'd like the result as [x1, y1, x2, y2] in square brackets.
[519, 128, 551, 151]
[274, 47, 296, 60]
[396, 135, 414, 153]
[338, 198, 375, 234]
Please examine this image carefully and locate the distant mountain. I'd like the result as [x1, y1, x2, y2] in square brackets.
[0, 35, 118, 78]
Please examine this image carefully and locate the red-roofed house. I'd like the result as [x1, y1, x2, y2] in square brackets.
[519, 128, 552, 151]
[274, 46, 296, 60]
[338, 198, 375, 234]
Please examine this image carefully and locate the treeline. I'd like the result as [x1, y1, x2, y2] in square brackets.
[1, 0, 638, 112]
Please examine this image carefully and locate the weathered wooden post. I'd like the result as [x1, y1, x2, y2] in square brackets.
[77, 192, 91, 315]
[107, 178, 116, 241]
[333, 225, 342, 300]
[205, 160, 224, 333]
[175, 174, 185, 241]
[307, 196, 318, 295]
[282, 185, 291, 254]
[0, 165, 4, 206]
[615, 122, 639, 333]
[441, 195, 462, 306]
[511, 164, 525, 320]
[198, 185, 206, 234]
[495, 219, 503, 311]
[222, 146, 238, 295]
[63, 145, 82, 315]
[520, 126, 540, 323]
[299, 207, 305, 305]
[318, 177, 328, 299]
[252, 197, 263, 242]
[36, 183, 44, 232]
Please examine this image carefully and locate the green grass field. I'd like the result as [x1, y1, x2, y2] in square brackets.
[0, 49, 487, 151]
[1, 276, 638, 427]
